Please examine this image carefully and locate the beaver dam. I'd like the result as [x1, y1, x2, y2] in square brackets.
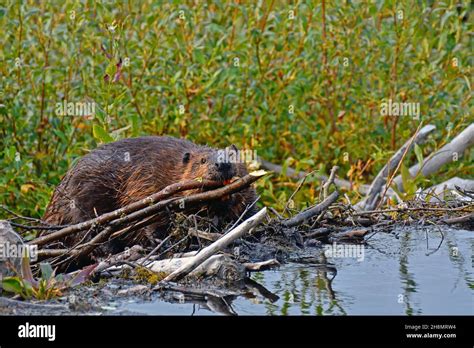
[0, 124, 473, 315]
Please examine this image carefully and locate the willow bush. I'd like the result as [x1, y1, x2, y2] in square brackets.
[0, 0, 472, 220]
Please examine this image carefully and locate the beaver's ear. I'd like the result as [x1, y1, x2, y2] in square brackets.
[183, 152, 191, 164]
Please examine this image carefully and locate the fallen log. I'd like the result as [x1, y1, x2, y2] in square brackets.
[393, 123, 474, 191]
[150, 255, 245, 281]
[103, 254, 246, 281]
[442, 213, 474, 225]
[358, 124, 436, 211]
[417, 177, 474, 202]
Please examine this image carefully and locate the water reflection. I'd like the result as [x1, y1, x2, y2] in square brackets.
[233, 226, 472, 315]
[121, 226, 472, 315]
[244, 253, 345, 315]
[399, 231, 420, 315]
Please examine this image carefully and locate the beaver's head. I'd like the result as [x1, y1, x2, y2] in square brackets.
[182, 145, 240, 182]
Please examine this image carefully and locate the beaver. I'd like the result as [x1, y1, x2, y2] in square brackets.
[42, 136, 258, 260]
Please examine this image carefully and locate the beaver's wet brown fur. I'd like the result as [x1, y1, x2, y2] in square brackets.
[42, 136, 258, 262]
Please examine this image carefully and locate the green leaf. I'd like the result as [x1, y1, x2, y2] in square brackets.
[193, 49, 205, 65]
[401, 164, 417, 195]
[105, 61, 116, 78]
[2, 277, 24, 294]
[281, 159, 289, 177]
[390, 184, 404, 203]
[202, 69, 222, 91]
[5, 145, 15, 160]
[130, 114, 139, 136]
[93, 124, 114, 143]
[414, 143, 424, 167]
[39, 263, 54, 281]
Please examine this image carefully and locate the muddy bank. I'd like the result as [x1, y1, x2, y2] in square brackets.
[1, 224, 471, 316]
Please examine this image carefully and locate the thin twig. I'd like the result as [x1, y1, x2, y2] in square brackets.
[140, 234, 172, 266]
[323, 166, 339, 199]
[283, 170, 317, 216]
[376, 123, 424, 209]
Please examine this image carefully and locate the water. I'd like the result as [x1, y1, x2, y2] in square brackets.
[120, 226, 473, 315]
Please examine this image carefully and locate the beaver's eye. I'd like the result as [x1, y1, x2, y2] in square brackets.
[201, 158, 207, 164]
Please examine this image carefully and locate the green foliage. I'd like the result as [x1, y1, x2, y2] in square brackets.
[400, 163, 418, 198]
[1, 258, 96, 300]
[0, 1, 472, 220]
[92, 124, 114, 143]
[414, 143, 424, 169]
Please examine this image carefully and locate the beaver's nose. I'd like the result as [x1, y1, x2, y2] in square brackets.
[216, 162, 231, 172]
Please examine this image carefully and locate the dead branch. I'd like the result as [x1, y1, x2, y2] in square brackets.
[352, 204, 474, 216]
[393, 123, 474, 191]
[95, 171, 266, 234]
[442, 213, 474, 225]
[162, 207, 267, 282]
[94, 245, 145, 274]
[30, 179, 224, 247]
[282, 191, 339, 228]
[139, 235, 172, 266]
[37, 249, 68, 258]
[417, 177, 474, 202]
[283, 170, 317, 215]
[358, 124, 435, 211]
[329, 229, 369, 242]
[323, 166, 339, 199]
[171, 251, 199, 258]
[188, 228, 221, 242]
[104, 254, 247, 281]
[303, 227, 331, 239]
[31, 171, 266, 249]
[243, 259, 280, 271]
[151, 254, 245, 281]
